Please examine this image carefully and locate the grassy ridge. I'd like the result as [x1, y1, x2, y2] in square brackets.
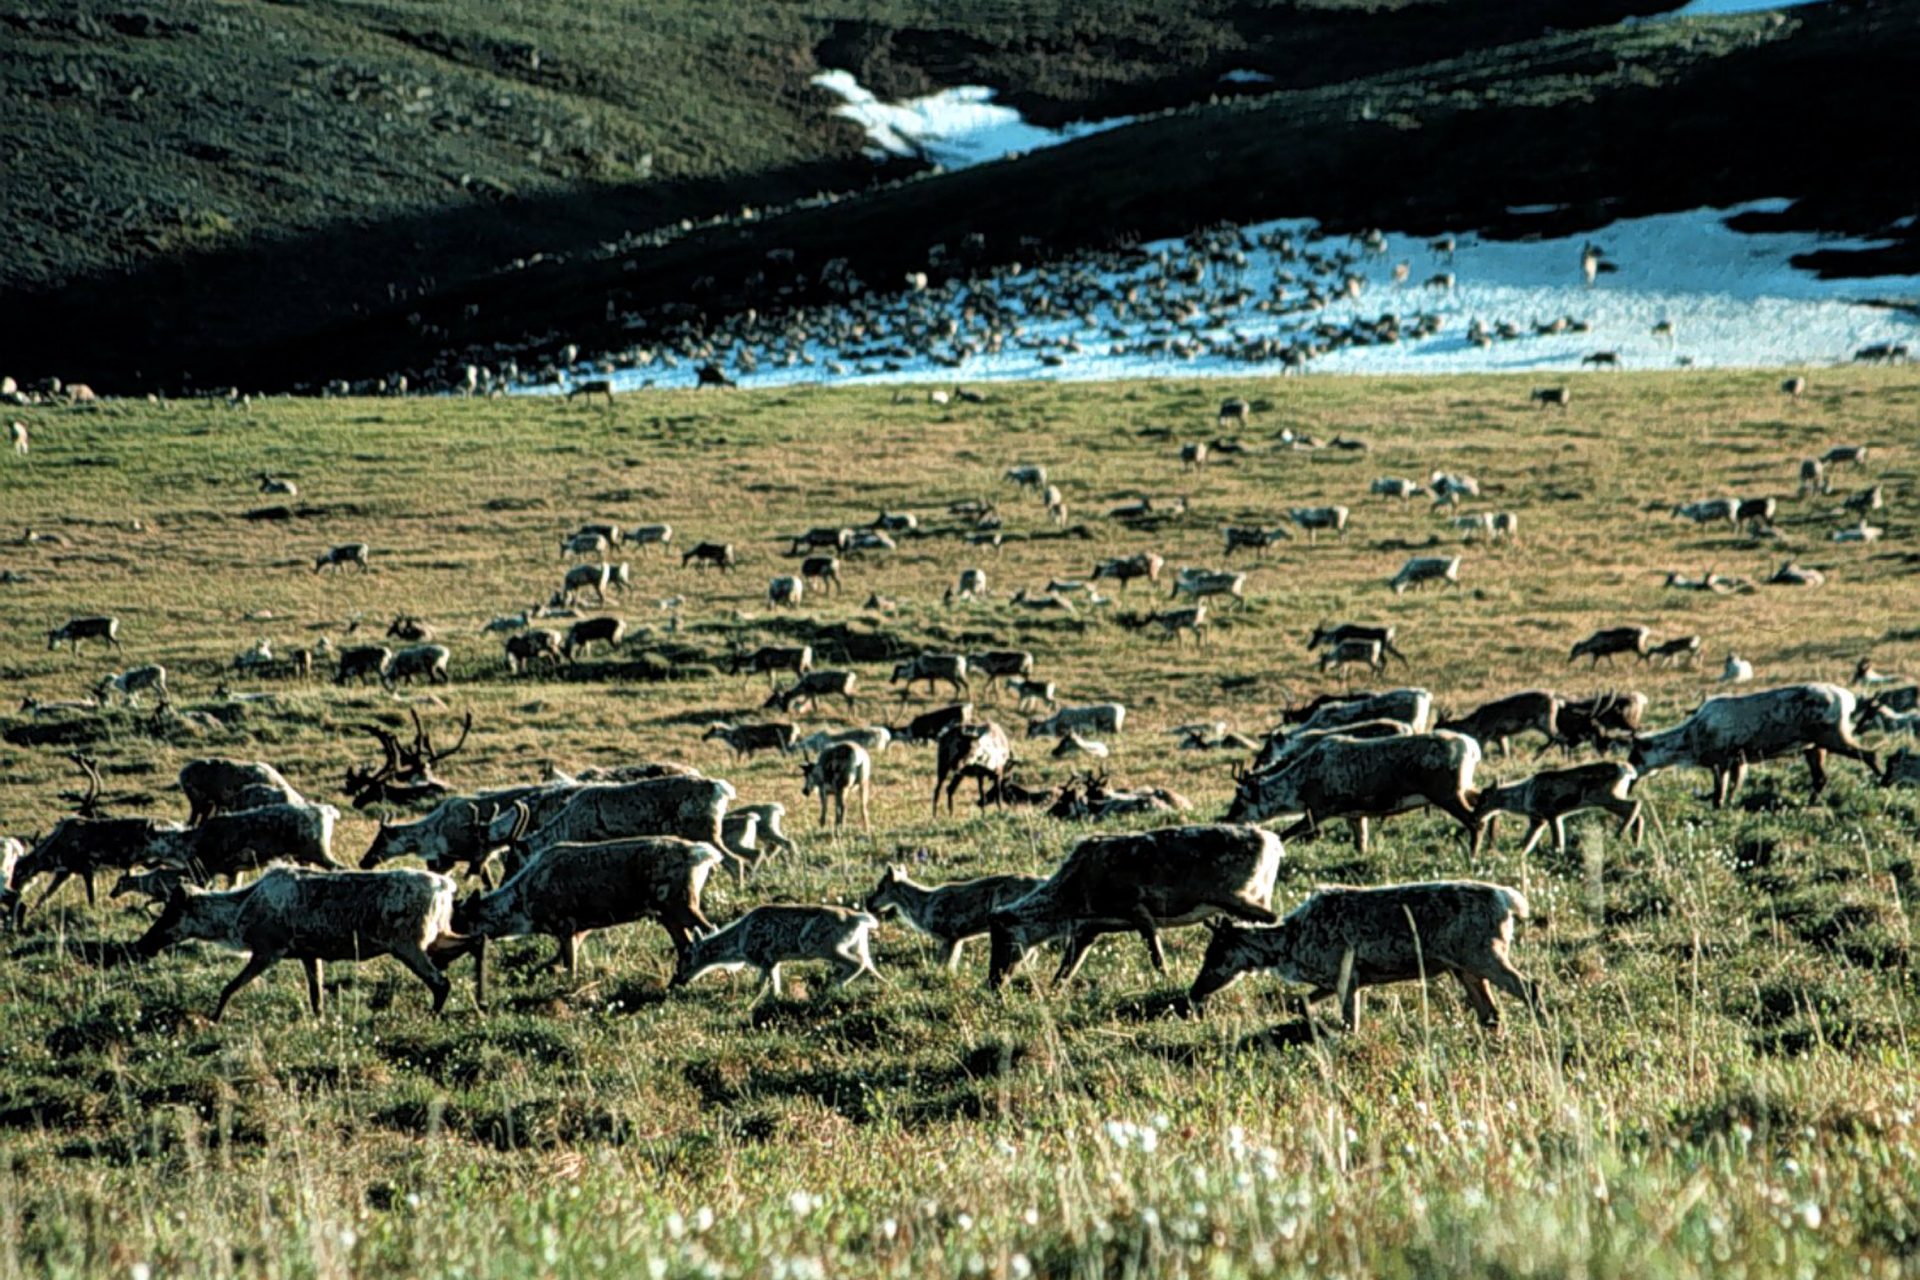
[1, 371, 1918, 1276]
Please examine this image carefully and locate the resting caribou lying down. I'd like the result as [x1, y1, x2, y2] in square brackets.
[1046, 772, 1191, 821]
[343, 708, 472, 808]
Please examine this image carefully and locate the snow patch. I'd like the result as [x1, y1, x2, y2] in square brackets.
[810, 71, 1132, 169]
[1668, 0, 1827, 14]
[543, 201, 1917, 394]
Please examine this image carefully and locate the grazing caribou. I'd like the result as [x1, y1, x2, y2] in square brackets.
[1630, 683, 1878, 806]
[986, 825, 1282, 989]
[1189, 881, 1539, 1031]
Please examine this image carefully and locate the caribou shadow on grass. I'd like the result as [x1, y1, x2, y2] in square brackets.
[1109, 987, 1202, 1024]
[744, 617, 918, 665]
[546, 656, 720, 685]
[681, 1041, 1018, 1129]
[5, 936, 143, 969]
[375, 1093, 638, 1152]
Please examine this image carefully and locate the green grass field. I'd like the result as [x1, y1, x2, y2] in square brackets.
[1, 371, 1917, 1278]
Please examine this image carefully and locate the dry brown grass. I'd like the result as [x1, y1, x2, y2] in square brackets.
[0, 370, 1916, 1277]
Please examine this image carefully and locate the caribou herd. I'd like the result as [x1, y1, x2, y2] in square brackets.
[2, 400, 1911, 1042]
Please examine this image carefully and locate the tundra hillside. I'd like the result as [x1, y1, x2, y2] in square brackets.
[1, 370, 1918, 1276]
[0, 0, 1675, 390]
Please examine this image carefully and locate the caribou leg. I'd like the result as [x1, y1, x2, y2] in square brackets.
[303, 956, 326, 1015]
[213, 950, 282, 1022]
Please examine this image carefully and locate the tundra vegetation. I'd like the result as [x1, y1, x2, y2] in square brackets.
[0, 373, 1916, 1277]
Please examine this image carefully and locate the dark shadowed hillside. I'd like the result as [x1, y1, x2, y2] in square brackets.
[1, 0, 1696, 389]
[7, 1, 1912, 391]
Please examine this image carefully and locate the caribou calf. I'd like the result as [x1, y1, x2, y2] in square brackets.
[868, 865, 1046, 971]
[1476, 762, 1642, 855]
[672, 905, 879, 998]
[1318, 639, 1383, 678]
[966, 649, 1033, 696]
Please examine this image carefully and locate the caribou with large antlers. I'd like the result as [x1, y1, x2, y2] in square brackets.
[342, 708, 472, 809]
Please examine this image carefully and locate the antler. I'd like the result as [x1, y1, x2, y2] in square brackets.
[368, 723, 404, 776]
[346, 710, 469, 808]
[344, 723, 404, 798]
[65, 753, 105, 817]
[412, 706, 471, 766]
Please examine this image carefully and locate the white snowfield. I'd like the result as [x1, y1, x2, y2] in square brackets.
[534, 60, 1910, 395]
[1668, 0, 1827, 14]
[809, 71, 1130, 169]
[565, 201, 1917, 394]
